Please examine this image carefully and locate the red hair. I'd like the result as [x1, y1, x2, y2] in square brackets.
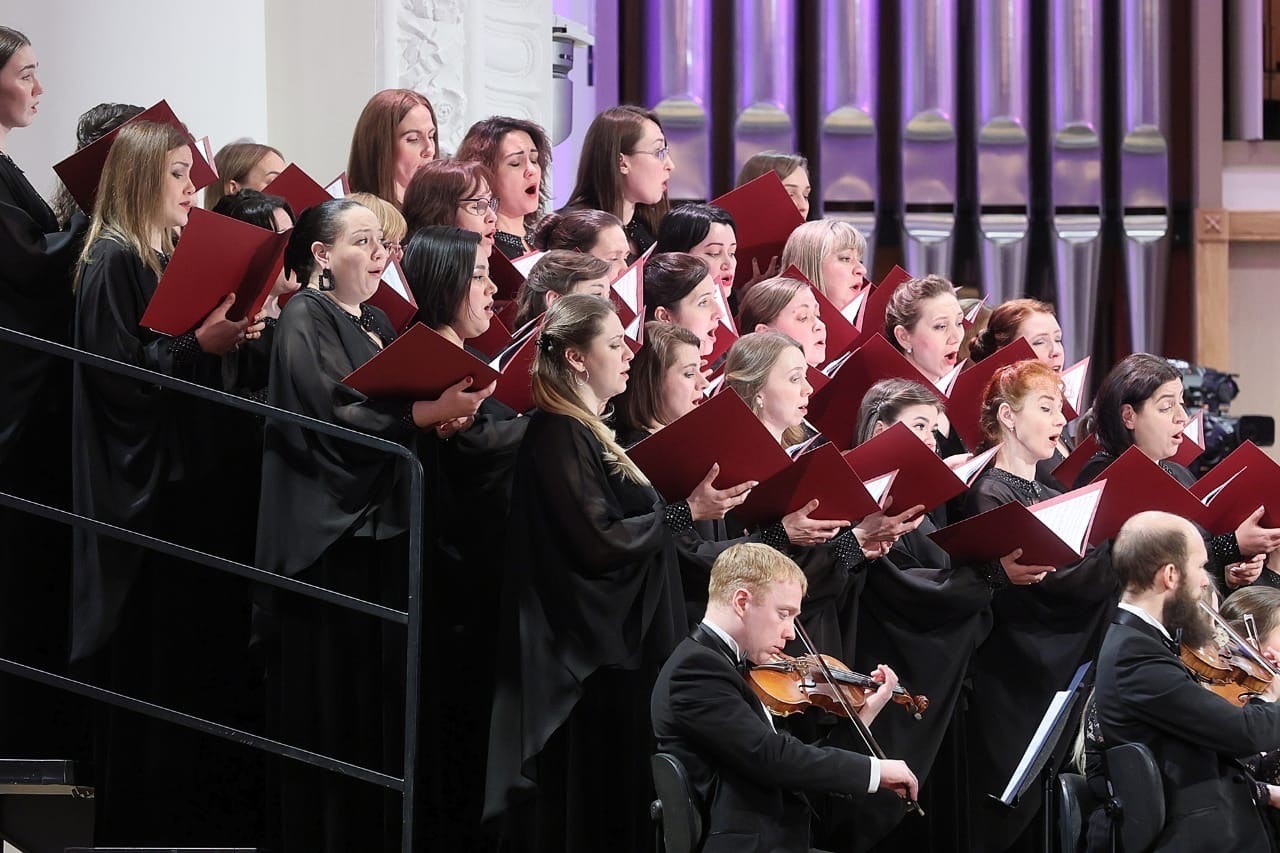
[977, 360, 1064, 449]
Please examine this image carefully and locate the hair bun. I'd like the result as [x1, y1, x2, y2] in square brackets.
[969, 326, 996, 362]
[532, 212, 563, 251]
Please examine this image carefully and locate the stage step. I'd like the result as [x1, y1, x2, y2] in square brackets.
[0, 759, 93, 853]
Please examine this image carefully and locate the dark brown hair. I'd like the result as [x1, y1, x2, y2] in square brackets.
[1091, 353, 1182, 457]
[456, 116, 552, 227]
[347, 89, 436, 205]
[401, 159, 496, 235]
[643, 253, 711, 319]
[514, 250, 612, 328]
[853, 378, 944, 448]
[564, 105, 670, 235]
[614, 321, 703, 436]
[736, 150, 808, 187]
[736, 276, 809, 333]
[533, 208, 624, 252]
[204, 142, 284, 210]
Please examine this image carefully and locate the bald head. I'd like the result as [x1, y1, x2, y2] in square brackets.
[1113, 511, 1204, 594]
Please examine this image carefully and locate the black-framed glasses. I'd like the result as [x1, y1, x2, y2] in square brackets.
[628, 145, 671, 163]
[458, 196, 500, 216]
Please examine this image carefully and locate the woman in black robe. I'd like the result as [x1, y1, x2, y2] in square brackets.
[484, 294, 752, 853]
[951, 361, 1116, 852]
[256, 199, 494, 852]
[829, 379, 1053, 851]
[1073, 353, 1280, 589]
[399, 224, 525, 848]
[70, 120, 261, 843]
[0, 28, 93, 762]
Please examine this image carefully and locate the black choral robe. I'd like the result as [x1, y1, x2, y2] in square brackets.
[957, 470, 1116, 852]
[484, 411, 686, 852]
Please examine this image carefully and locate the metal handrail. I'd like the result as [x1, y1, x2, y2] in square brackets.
[0, 323, 425, 851]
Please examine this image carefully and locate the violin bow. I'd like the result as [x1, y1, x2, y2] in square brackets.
[793, 620, 925, 817]
[1200, 601, 1280, 677]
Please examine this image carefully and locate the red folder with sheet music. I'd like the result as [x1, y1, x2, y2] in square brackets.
[842, 421, 1001, 517]
[1189, 441, 1280, 533]
[1083, 446, 1211, 544]
[734, 442, 882, 527]
[628, 388, 793, 501]
[54, 100, 218, 213]
[487, 322, 541, 413]
[610, 247, 652, 341]
[488, 249, 527, 302]
[1052, 433, 1104, 489]
[341, 322, 500, 399]
[1060, 357, 1091, 421]
[807, 334, 939, 451]
[711, 173, 805, 292]
[365, 259, 417, 334]
[928, 480, 1108, 566]
[262, 164, 339, 216]
[139, 208, 288, 334]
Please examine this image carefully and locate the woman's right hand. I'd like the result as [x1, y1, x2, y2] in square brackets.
[194, 293, 250, 355]
[742, 255, 781, 292]
[781, 499, 851, 546]
[1235, 506, 1280, 558]
[1000, 548, 1056, 585]
[686, 463, 755, 521]
[411, 377, 495, 428]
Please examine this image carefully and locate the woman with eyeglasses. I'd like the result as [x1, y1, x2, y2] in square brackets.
[563, 105, 674, 259]
[457, 116, 553, 259]
[401, 159, 498, 256]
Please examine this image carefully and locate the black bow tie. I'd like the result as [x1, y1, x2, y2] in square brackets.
[1165, 627, 1183, 655]
[736, 655, 753, 676]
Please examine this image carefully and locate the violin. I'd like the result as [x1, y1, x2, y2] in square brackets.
[748, 653, 930, 720]
[1179, 601, 1276, 707]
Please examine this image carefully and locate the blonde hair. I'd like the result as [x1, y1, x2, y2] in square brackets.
[708, 542, 808, 606]
[78, 121, 190, 280]
[348, 191, 407, 243]
[532, 294, 649, 484]
[204, 141, 282, 210]
[780, 220, 866, 296]
[725, 331, 807, 447]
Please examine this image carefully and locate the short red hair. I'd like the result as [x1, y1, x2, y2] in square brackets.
[977, 360, 1064, 449]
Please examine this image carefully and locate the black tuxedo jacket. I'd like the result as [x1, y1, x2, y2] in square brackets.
[650, 626, 873, 853]
[1095, 611, 1280, 852]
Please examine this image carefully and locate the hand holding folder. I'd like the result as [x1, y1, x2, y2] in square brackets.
[140, 208, 288, 335]
[628, 390, 792, 502]
[1189, 441, 1280, 534]
[54, 100, 218, 213]
[928, 480, 1107, 566]
[341, 322, 500, 400]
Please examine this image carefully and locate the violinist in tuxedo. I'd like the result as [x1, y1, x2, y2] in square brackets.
[1094, 511, 1280, 853]
[650, 542, 919, 853]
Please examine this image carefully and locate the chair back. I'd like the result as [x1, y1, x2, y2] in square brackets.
[650, 752, 702, 853]
[1106, 742, 1165, 852]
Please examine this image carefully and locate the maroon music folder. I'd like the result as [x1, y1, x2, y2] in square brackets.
[710, 172, 805, 291]
[341, 322, 500, 400]
[1083, 447, 1210, 545]
[488, 248, 526, 302]
[139, 208, 288, 334]
[848, 265, 912, 350]
[467, 312, 514, 360]
[778, 264, 860, 363]
[490, 329, 540, 414]
[842, 422, 1001, 516]
[1052, 433, 1102, 487]
[1190, 441, 1280, 533]
[807, 334, 938, 451]
[946, 338, 1038, 449]
[628, 388, 793, 501]
[262, 163, 334, 216]
[734, 442, 881, 527]
[362, 259, 418, 335]
[54, 99, 217, 213]
[928, 479, 1107, 566]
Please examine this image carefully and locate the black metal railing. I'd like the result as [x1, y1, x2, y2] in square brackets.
[0, 324, 425, 851]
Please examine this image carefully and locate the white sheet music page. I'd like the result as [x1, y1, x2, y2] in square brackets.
[935, 361, 964, 397]
[511, 250, 547, 277]
[1183, 409, 1204, 449]
[1030, 480, 1106, 554]
[1200, 467, 1248, 506]
[1060, 357, 1090, 414]
[950, 443, 1002, 485]
[840, 289, 868, 325]
[381, 260, 412, 301]
[863, 471, 897, 508]
[325, 173, 347, 199]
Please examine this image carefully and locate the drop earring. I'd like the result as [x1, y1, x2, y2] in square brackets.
[318, 267, 335, 291]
